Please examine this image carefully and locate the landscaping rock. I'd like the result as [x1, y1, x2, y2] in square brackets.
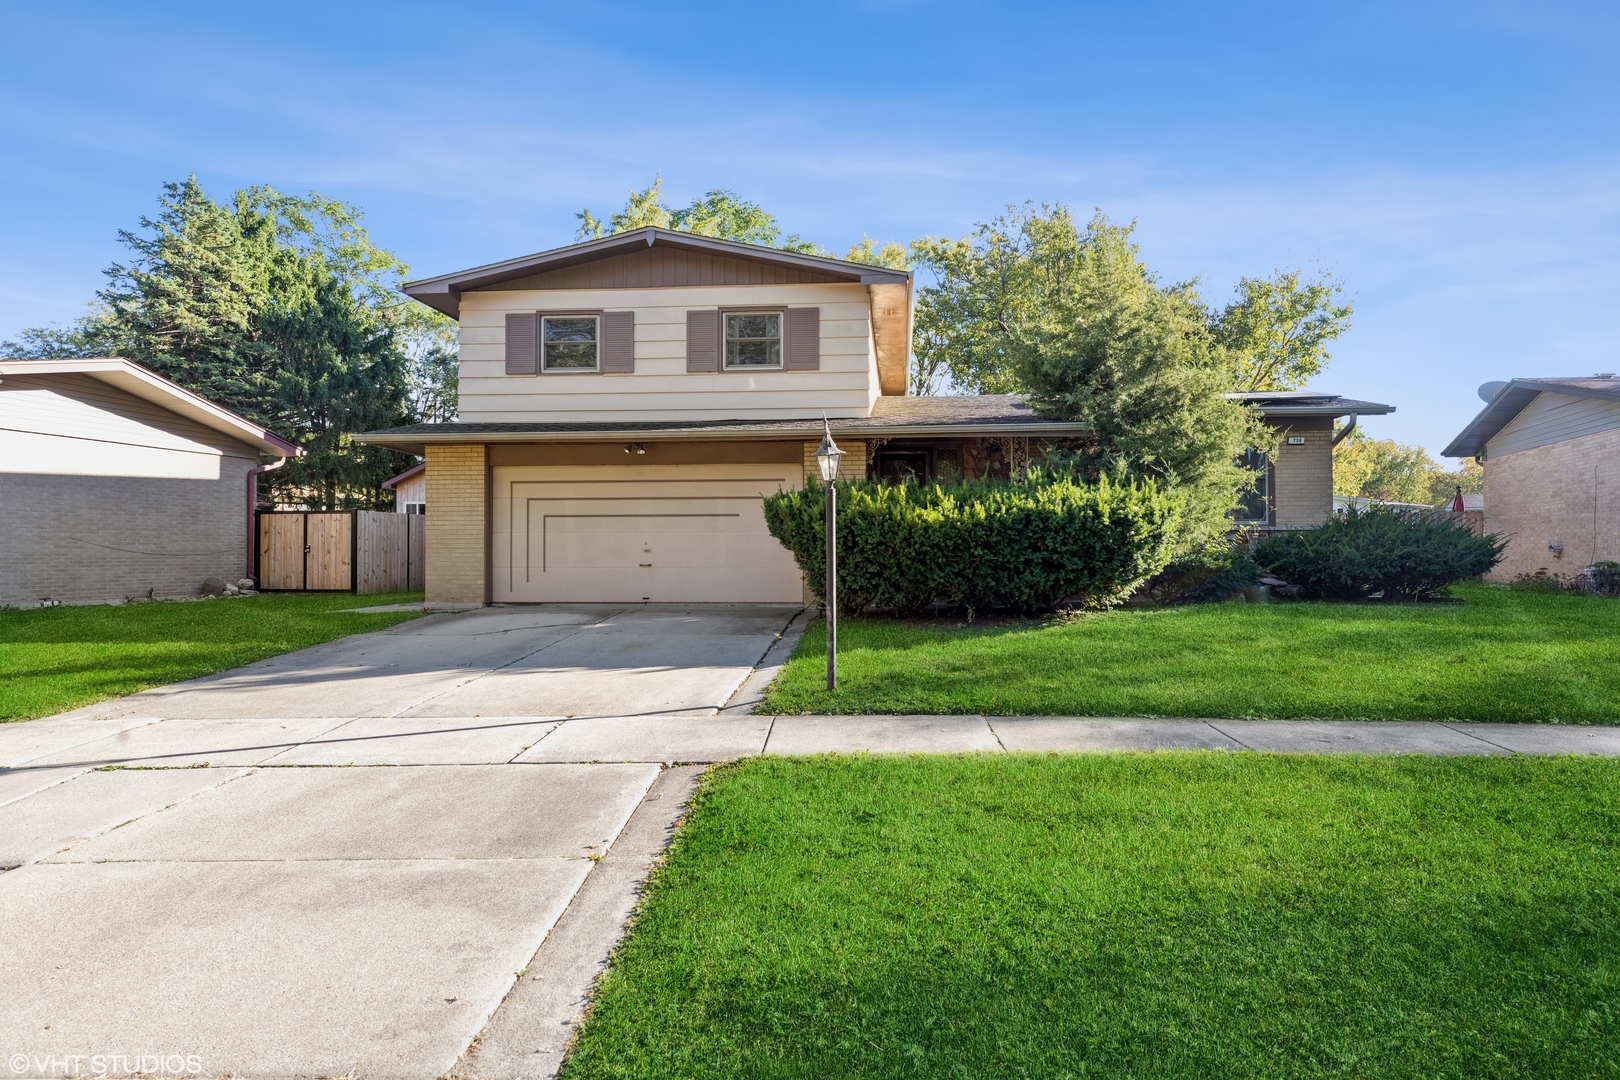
[236, 578, 257, 590]
[199, 577, 226, 597]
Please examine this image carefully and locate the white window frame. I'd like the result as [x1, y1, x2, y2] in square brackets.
[722, 310, 784, 371]
[541, 314, 601, 373]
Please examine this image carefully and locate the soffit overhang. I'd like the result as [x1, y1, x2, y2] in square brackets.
[0, 357, 302, 457]
[1443, 378, 1620, 458]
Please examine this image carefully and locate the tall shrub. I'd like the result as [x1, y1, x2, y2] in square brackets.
[763, 473, 1178, 615]
[1254, 506, 1506, 600]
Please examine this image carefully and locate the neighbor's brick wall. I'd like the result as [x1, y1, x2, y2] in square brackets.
[424, 444, 487, 603]
[1269, 417, 1334, 528]
[0, 466, 254, 606]
[1482, 425, 1620, 580]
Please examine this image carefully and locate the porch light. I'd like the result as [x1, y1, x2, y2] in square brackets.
[813, 421, 843, 482]
[814, 418, 842, 690]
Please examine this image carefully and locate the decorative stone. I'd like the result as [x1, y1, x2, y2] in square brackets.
[199, 577, 226, 597]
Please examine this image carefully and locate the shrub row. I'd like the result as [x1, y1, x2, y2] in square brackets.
[1254, 505, 1506, 601]
[762, 473, 1178, 615]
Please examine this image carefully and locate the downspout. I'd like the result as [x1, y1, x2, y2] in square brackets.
[1331, 414, 1359, 447]
[246, 457, 289, 581]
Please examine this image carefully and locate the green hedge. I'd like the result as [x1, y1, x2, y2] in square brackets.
[1254, 505, 1507, 601]
[762, 473, 1178, 614]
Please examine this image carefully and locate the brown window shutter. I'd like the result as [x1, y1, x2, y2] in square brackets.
[505, 313, 538, 375]
[686, 309, 719, 372]
[785, 307, 820, 371]
[601, 311, 635, 373]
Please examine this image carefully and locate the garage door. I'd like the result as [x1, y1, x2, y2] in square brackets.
[491, 464, 805, 603]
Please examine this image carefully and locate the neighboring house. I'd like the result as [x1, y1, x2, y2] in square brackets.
[1444, 375, 1620, 580]
[0, 357, 300, 606]
[1333, 495, 1435, 513]
[357, 228, 1391, 605]
[382, 462, 426, 514]
[1230, 392, 1395, 530]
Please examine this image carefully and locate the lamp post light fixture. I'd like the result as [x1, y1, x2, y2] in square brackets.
[813, 418, 845, 691]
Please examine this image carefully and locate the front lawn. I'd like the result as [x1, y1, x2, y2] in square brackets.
[764, 584, 1620, 722]
[562, 754, 1620, 1080]
[0, 592, 426, 721]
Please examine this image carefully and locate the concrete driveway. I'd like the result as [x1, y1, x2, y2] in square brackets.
[0, 603, 803, 1080]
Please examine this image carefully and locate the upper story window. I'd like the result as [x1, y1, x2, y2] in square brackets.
[724, 312, 782, 369]
[543, 315, 599, 371]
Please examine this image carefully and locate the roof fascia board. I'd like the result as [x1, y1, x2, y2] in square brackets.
[1253, 404, 1395, 417]
[354, 421, 1090, 450]
[0, 357, 301, 457]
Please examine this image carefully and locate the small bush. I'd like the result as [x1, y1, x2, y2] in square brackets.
[1136, 538, 1261, 605]
[1585, 561, 1620, 597]
[762, 473, 1178, 615]
[1509, 570, 1570, 594]
[1254, 506, 1506, 601]
[1511, 562, 1620, 598]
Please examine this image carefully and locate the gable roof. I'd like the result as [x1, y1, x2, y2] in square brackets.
[400, 226, 912, 320]
[1443, 376, 1620, 458]
[0, 357, 301, 457]
[380, 462, 424, 489]
[1226, 391, 1395, 417]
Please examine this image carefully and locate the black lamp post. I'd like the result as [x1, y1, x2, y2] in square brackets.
[813, 419, 845, 691]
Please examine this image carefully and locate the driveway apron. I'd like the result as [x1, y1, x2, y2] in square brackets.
[0, 603, 799, 1080]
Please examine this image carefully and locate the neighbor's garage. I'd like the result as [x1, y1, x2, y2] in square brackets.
[490, 459, 804, 603]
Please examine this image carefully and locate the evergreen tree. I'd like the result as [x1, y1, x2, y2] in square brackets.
[3, 177, 443, 508]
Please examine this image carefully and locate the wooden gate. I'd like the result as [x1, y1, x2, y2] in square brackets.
[257, 510, 424, 593]
[354, 511, 426, 594]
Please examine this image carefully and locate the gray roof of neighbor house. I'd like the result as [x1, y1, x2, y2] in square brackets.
[1226, 391, 1396, 417]
[1443, 376, 1620, 458]
[0, 356, 302, 457]
[379, 462, 425, 489]
[399, 226, 913, 320]
[354, 395, 1089, 454]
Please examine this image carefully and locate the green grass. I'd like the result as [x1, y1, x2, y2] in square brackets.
[562, 754, 1620, 1080]
[0, 592, 426, 721]
[764, 584, 1620, 722]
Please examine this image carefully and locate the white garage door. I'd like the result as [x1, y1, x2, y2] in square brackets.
[491, 463, 805, 603]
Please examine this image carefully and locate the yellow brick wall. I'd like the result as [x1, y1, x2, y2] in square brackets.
[1268, 417, 1335, 528]
[801, 439, 868, 484]
[424, 444, 487, 604]
[1483, 425, 1620, 580]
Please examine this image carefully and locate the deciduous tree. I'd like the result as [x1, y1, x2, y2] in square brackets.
[1210, 269, 1352, 391]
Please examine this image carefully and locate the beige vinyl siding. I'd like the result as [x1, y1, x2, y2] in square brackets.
[1485, 392, 1620, 459]
[0, 373, 260, 478]
[458, 283, 875, 422]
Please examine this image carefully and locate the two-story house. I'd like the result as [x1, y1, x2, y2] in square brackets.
[357, 227, 1390, 605]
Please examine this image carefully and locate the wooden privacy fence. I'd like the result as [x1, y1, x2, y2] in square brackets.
[257, 511, 425, 594]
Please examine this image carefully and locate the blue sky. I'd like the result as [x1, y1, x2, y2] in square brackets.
[3, 1, 1616, 457]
